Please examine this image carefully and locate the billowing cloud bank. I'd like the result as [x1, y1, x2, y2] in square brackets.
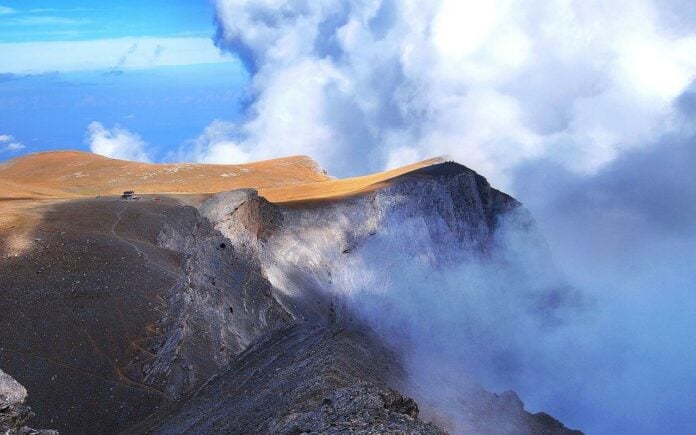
[202, 0, 696, 186]
[205, 1, 696, 434]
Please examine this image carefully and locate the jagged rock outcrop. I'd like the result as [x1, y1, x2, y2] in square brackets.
[259, 162, 526, 322]
[0, 368, 30, 434]
[0, 368, 56, 435]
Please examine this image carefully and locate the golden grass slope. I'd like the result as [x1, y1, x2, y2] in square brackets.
[0, 151, 329, 199]
[0, 151, 444, 204]
[261, 157, 444, 204]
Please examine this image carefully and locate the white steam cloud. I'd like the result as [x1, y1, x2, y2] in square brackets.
[86, 122, 151, 162]
[202, 0, 696, 187]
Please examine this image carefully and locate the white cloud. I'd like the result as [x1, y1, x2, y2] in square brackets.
[0, 134, 24, 152]
[0, 37, 235, 74]
[0, 5, 15, 15]
[183, 120, 252, 164]
[183, 60, 343, 164]
[4, 142, 24, 151]
[86, 122, 151, 162]
[204, 0, 696, 187]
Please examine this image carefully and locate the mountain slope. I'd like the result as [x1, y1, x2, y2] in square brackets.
[0, 152, 581, 434]
[126, 323, 445, 434]
[0, 151, 443, 203]
[0, 151, 329, 199]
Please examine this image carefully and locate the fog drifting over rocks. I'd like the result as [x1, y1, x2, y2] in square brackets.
[196, 1, 696, 433]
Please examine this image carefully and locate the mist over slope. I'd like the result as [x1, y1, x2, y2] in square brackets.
[170, 161, 583, 433]
[255, 163, 584, 432]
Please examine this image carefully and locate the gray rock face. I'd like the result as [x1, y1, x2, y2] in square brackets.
[126, 323, 445, 435]
[147, 196, 290, 399]
[256, 162, 525, 324]
[0, 368, 30, 433]
[0, 368, 56, 435]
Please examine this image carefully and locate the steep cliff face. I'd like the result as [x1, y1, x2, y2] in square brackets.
[260, 163, 521, 319]
[148, 196, 290, 399]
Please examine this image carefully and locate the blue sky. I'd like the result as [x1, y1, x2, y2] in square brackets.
[0, 1, 214, 41]
[0, 0, 248, 161]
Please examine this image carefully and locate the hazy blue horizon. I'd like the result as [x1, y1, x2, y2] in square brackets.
[0, 0, 249, 165]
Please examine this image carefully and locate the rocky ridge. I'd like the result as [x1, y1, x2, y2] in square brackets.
[135, 162, 580, 434]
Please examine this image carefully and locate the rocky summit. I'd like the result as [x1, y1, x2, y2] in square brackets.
[0, 152, 582, 434]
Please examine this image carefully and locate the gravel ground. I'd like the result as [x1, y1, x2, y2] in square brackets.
[0, 196, 189, 433]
